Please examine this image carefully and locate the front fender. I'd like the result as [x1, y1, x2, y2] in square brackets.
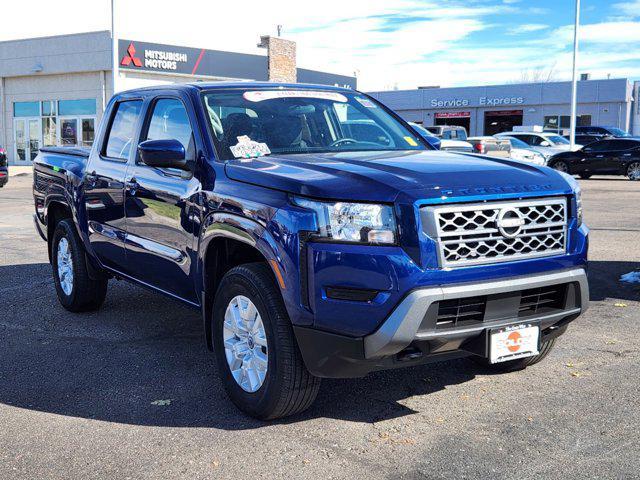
[197, 211, 307, 349]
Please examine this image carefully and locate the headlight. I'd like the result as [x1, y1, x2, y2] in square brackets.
[575, 187, 583, 227]
[534, 154, 547, 166]
[555, 170, 582, 227]
[293, 197, 397, 244]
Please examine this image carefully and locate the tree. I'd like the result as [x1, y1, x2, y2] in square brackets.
[512, 64, 558, 84]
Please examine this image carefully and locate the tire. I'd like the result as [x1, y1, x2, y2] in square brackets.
[472, 338, 557, 372]
[552, 161, 569, 174]
[51, 219, 108, 312]
[579, 172, 592, 180]
[627, 162, 640, 181]
[212, 263, 320, 420]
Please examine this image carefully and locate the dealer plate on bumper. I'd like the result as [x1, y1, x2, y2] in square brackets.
[489, 324, 539, 364]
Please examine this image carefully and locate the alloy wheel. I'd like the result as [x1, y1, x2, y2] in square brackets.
[223, 295, 269, 393]
[57, 237, 74, 296]
[628, 162, 640, 181]
[554, 162, 568, 173]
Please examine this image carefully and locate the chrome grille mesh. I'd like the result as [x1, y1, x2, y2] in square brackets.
[422, 198, 567, 267]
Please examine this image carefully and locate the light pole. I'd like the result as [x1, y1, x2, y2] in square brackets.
[111, 0, 119, 95]
[569, 0, 581, 150]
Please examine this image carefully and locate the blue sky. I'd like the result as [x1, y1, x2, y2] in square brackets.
[2, 0, 639, 91]
[283, 0, 640, 90]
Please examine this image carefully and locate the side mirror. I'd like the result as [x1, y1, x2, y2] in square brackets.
[540, 141, 551, 147]
[138, 139, 188, 170]
[582, 147, 592, 152]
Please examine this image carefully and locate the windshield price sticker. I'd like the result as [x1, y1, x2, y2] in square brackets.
[355, 96, 377, 108]
[243, 90, 348, 103]
[229, 135, 271, 159]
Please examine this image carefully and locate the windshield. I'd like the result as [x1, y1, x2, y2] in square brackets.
[505, 136, 530, 149]
[546, 135, 570, 145]
[202, 89, 427, 159]
[442, 129, 467, 141]
[608, 127, 630, 137]
[410, 123, 436, 138]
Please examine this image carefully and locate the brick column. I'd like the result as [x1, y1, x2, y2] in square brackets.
[258, 36, 297, 83]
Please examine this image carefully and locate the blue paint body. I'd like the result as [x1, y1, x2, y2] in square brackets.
[33, 82, 588, 343]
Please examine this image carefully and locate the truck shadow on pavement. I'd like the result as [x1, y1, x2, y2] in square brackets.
[0, 260, 636, 428]
[587, 260, 640, 302]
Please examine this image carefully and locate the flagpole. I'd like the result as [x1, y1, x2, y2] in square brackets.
[111, 0, 118, 94]
[569, 0, 580, 149]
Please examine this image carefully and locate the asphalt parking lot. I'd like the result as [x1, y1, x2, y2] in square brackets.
[0, 172, 639, 480]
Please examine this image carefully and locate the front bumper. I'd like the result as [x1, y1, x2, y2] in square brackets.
[294, 267, 588, 378]
[0, 168, 7, 187]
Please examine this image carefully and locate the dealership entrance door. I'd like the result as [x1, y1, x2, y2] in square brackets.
[14, 118, 41, 163]
[484, 110, 523, 135]
[435, 112, 471, 133]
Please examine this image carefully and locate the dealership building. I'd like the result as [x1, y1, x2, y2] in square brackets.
[0, 30, 356, 165]
[369, 78, 640, 137]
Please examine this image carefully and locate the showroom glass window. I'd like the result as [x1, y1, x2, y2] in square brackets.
[59, 99, 97, 147]
[544, 115, 591, 133]
[42, 101, 57, 147]
[11, 98, 98, 162]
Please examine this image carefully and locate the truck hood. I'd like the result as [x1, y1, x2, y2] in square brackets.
[224, 150, 573, 203]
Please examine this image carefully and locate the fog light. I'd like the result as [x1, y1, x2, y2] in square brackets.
[368, 230, 395, 244]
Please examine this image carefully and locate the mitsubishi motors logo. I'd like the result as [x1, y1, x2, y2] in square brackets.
[120, 42, 142, 67]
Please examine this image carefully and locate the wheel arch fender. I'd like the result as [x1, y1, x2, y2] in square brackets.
[197, 212, 288, 350]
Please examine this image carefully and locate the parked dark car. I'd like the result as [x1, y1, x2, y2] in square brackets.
[564, 134, 610, 146]
[563, 126, 635, 146]
[548, 138, 640, 180]
[576, 126, 633, 138]
[0, 146, 8, 187]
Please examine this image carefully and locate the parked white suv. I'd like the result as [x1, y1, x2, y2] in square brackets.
[500, 136, 546, 166]
[425, 125, 474, 153]
[496, 131, 582, 160]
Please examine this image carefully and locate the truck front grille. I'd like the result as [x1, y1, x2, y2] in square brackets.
[422, 198, 567, 268]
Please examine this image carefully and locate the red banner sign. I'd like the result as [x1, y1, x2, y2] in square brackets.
[435, 111, 471, 119]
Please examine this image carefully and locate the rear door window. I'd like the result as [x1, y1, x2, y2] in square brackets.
[104, 100, 143, 160]
[611, 140, 639, 151]
[587, 140, 614, 151]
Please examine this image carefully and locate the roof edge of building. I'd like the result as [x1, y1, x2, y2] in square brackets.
[0, 30, 110, 46]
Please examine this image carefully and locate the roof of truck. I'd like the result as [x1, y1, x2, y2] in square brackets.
[116, 82, 353, 95]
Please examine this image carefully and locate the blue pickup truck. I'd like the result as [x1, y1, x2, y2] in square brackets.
[33, 83, 589, 419]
